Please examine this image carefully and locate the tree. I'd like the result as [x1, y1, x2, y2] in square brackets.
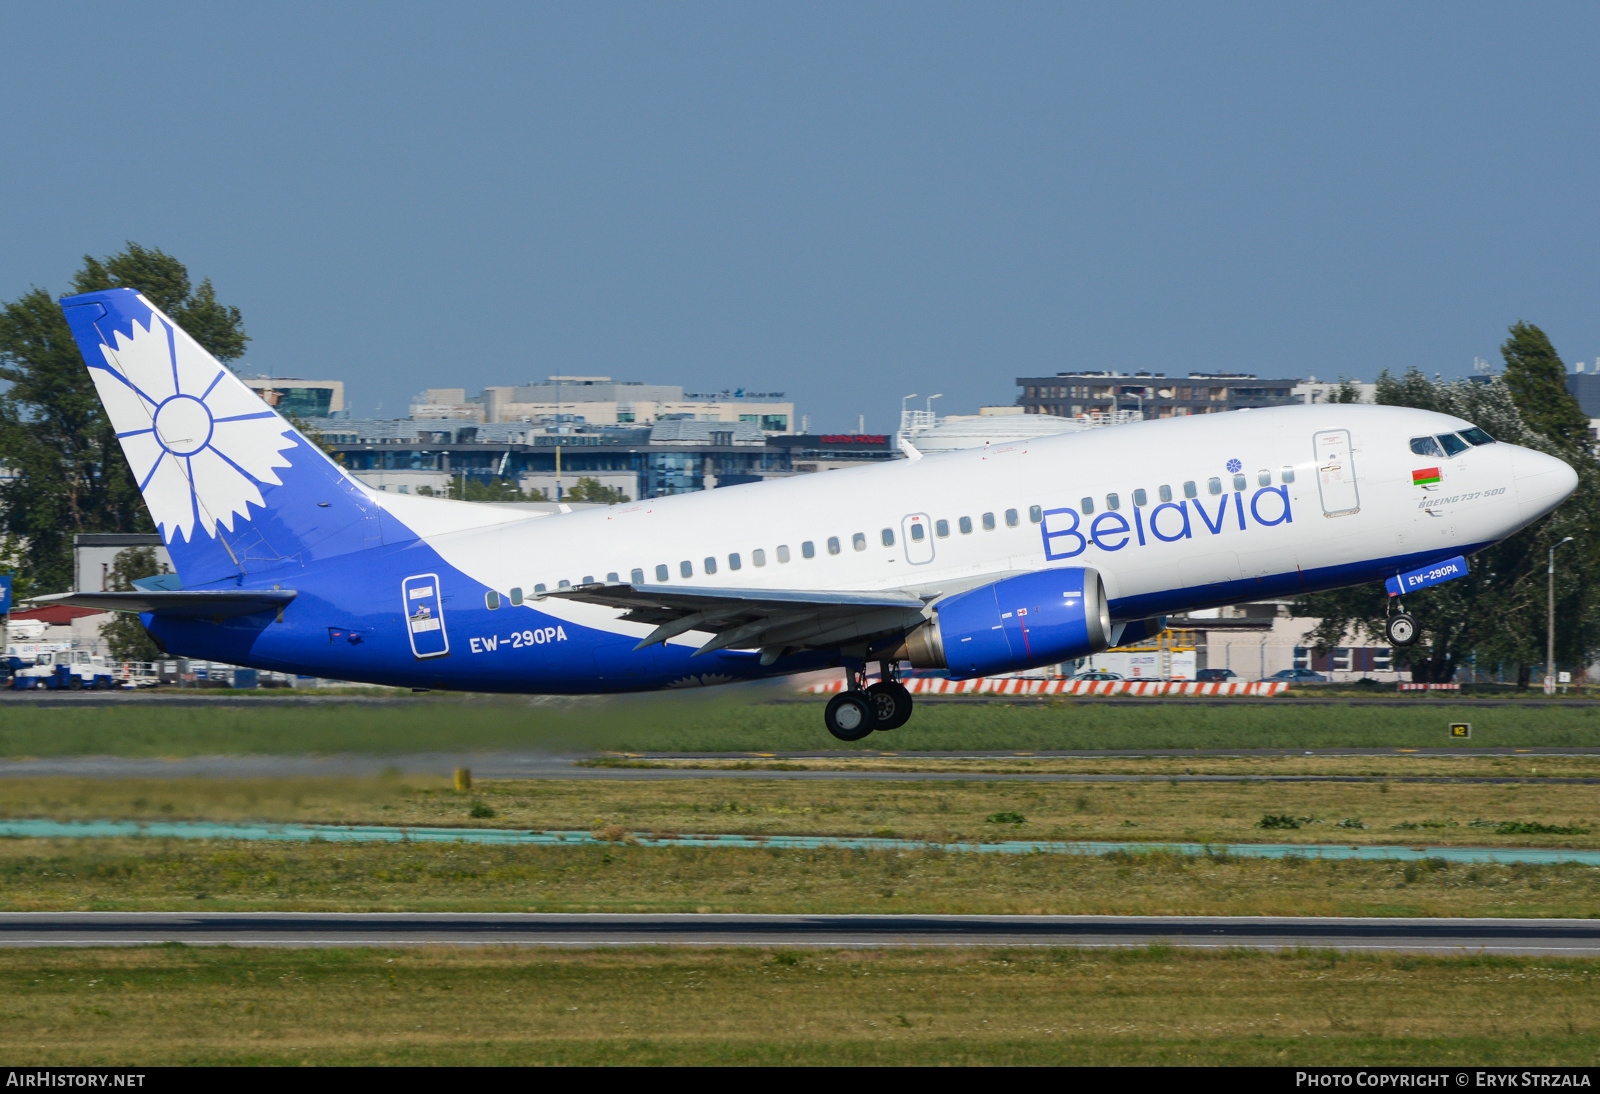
[98, 546, 168, 663]
[0, 244, 248, 593]
[1500, 321, 1589, 449]
[1293, 346, 1600, 685]
[566, 476, 629, 504]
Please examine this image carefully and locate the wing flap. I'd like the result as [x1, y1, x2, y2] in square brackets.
[547, 583, 930, 657]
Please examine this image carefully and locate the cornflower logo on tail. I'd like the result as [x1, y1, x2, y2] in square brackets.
[88, 300, 297, 543]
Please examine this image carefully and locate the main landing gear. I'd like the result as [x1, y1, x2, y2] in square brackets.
[1385, 599, 1420, 647]
[824, 662, 914, 742]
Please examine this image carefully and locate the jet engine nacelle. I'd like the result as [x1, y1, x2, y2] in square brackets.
[895, 567, 1111, 679]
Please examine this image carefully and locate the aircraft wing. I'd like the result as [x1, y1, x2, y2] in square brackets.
[548, 583, 930, 663]
[27, 590, 297, 619]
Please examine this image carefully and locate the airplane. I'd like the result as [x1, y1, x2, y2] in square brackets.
[39, 287, 1578, 739]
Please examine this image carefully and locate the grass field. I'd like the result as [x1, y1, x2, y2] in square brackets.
[0, 774, 1596, 847]
[2, 691, 1600, 754]
[0, 775, 1594, 915]
[0, 836, 1595, 916]
[3, 947, 1596, 1065]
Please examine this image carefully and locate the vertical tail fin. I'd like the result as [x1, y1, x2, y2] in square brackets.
[60, 288, 393, 587]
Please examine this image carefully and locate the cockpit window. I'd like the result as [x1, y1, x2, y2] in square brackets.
[1437, 433, 1470, 457]
[1460, 426, 1496, 446]
[1409, 436, 1444, 457]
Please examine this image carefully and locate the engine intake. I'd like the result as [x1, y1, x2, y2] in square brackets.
[894, 567, 1111, 679]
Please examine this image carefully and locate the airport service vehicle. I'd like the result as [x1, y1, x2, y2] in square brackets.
[1195, 668, 1236, 683]
[9, 650, 117, 690]
[37, 289, 1579, 739]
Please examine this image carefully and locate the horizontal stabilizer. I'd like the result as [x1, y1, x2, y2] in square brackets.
[29, 590, 296, 618]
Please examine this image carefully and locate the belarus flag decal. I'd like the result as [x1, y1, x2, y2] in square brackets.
[1413, 467, 1441, 486]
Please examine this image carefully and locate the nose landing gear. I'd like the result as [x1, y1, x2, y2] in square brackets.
[824, 661, 916, 741]
[1385, 598, 1419, 647]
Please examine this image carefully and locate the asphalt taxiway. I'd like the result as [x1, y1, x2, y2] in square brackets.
[0, 913, 1594, 954]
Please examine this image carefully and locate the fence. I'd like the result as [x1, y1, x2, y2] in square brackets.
[807, 676, 1290, 697]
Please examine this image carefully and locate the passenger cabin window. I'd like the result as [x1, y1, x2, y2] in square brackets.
[935, 520, 949, 537]
[1132, 489, 1147, 507]
[1208, 477, 1222, 495]
[981, 512, 995, 531]
[535, 583, 547, 594]
[752, 549, 766, 567]
[958, 516, 973, 534]
[1438, 433, 1470, 457]
[582, 575, 593, 585]
[606, 572, 619, 583]
[1232, 473, 1247, 491]
[728, 553, 741, 571]
[852, 533, 866, 551]
[1105, 494, 1120, 511]
[510, 587, 523, 606]
[1029, 505, 1042, 523]
[801, 541, 815, 559]
[631, 569, 644, 584]
[1081, 497, 1095, 514]
[1158, 485, 1172, 503]
[656, 564, 669, 582]
[1257, 470, 1271, 487]
[558, 580, 571, 589]
[703, 557, 717, 575]
[827, 537, 841, 555]
[1409, 436, 1445, 457]
[910, 524, 926, 542]
[1280, 467, 1295, 484]
[1183, 481, 1197, 499]
[485, 590, 501, 610]
[1460, 426, 1496, 445]
[881, 528, 895, 547]
[680, 560, 694, 578]
[1005, 508, 1018, 527]
[779, 545, 793, 562]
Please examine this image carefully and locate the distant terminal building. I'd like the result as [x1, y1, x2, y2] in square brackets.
[1565, 362, 1600, 443]
[306, 418, 893, 501]
[1016, 371, 1304, 419]
[242, 377, 345, 418]
[410, 377, 794, 434]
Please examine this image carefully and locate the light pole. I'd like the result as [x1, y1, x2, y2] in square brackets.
[1548, 536, 1574, 693]
[926, 393, 942, 421]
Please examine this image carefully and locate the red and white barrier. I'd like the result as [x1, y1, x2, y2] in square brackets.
[1397, 683, 1461, 691]
[805, 676, 1290, 697]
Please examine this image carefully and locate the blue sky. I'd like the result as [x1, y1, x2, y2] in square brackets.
[3, 2, 1598, 431]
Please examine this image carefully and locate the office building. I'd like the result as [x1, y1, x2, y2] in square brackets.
[410, 377, 793, 433]
[1016, 371, 1301, 419]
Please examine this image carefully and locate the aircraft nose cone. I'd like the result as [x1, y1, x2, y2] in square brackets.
[1512, 447, 1579, 523]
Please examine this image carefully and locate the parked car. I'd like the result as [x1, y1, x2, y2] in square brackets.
[1196, 668, 1237, 683]
[1264, 668, 1327, 683]
[1073, 670, 1124, 681]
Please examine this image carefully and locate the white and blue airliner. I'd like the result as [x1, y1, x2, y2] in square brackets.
[41, 288, 1578, 738]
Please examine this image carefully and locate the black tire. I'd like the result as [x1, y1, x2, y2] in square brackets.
[866, 681, 913, 731]
[66, 675, 83, 690]
[1385, 613, 1419, 647]
[824, 693, 876, 742]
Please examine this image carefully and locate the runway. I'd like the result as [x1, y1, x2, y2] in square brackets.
[0, 750, 1593, 783]
[0, 913, 1595, 954]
